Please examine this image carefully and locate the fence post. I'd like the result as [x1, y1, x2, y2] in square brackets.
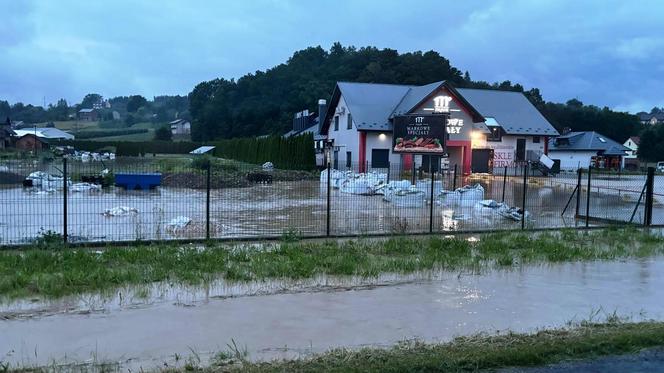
[521, 163, 528, 230]
[501, 166, 507, 203]
[411, 160, 416, 185]
[326, 161, 331, 237]
[63, 157, 68, 244]
[205, 162, 211, 240]
[585, 166, 592, 228]
[645, 166, 655, 226]
[387, 161, 391, 182]
[429, 163, 435, 233]
[575, 168, 582, 218]
[452, 164, 458, 190]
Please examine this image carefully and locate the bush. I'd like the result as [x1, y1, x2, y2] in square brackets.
[211, 133, 315, 170]
[191, 155, 211, 170]
[154, 126, 172, 141]
[75, 129, 149, 139]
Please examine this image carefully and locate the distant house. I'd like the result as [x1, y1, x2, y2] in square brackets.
[0, 120, 16, 149]
[548, 131, 630, 170]
[14, 127, 75, 141]
[78, 108, 97, 121]
[623, 136, 639, 158]
[169, 119, 191, 135]
[623, 136, 640, 170]
[285, 100, 329, 167]
[10, 120, 24, 129]
[15, 134, 49, 151]
[637, 112, 664, 125]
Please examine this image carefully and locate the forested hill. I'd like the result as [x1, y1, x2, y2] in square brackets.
[189, 43, 642, 142]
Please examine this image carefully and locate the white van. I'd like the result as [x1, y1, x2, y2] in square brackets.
[657, 161, 664, 173]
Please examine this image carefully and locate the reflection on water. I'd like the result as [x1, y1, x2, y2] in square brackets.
[2, 258, 664, 371]
[0, 176, 661, 244]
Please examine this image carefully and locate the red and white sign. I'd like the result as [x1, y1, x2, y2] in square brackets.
[493, 148, 514, 167]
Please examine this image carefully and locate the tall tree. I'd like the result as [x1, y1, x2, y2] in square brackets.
[80, 93, 102, 109]
[127, 95, 148, 113]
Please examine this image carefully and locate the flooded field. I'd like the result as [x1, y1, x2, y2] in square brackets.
[2, 258, 664, 370]
[1, 173, 660, 244]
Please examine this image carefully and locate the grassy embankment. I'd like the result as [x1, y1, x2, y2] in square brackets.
[1, 228, 663, 300]
[209, 320, 664, 372]
[6, 320, 663, 372]
[53, 120, 166, 141]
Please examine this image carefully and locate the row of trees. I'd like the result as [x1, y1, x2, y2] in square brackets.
[188, 43, 646, 145]
[189, 44, 468, 140]
[0, 94, 189, 126]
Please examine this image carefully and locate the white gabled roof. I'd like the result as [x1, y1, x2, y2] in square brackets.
[190, 146, 215, 154]
[14, 127, 75, 140]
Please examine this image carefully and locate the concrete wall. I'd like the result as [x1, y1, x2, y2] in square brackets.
[548, 150, 594, 170]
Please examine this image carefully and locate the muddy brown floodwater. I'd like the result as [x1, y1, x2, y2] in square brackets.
[2, 175, 662, 244]
[2, 259, 664, 371]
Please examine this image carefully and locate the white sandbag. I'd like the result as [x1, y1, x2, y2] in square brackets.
[262, 162, 274, 171]
[385, 187, 426, 208]
[415, 179, 443, 196]
[103, 206, 139, 217]
[437, 190, 460, 206]
[167, 216, 191, 229]
[457, 184, 484, 206]
[71, 182, 101, 193]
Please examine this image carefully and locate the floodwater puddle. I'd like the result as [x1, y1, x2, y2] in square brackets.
[0, 271, 448, 320]
[2, 258, 664, 371]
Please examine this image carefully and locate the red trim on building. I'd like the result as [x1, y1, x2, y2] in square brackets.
[358, 131, 367, 172]
[544, 136, 549, 155]
[403, 154, 413, 170]
[447, 140, 472, 175]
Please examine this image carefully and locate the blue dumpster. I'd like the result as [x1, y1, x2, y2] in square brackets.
[114, 173, 161, 190]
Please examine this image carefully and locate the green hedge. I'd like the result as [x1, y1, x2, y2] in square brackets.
[210, 134, 315, 170]
[57, 133, 316, 169]
[74, 129, 149, 139]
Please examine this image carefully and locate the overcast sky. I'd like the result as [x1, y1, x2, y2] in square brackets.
[2, 0, 663, 112]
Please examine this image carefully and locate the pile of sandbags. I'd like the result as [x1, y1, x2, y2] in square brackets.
[473, 199, 529, 221]
[320, 169, 388, 195]
[437, 184, 484, 207]
[24, 171, 71, 191]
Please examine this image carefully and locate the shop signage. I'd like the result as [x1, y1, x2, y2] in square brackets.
[447, 118, 464, 134]
[392, 114, 447, 154]
[492, 147, 515, 167]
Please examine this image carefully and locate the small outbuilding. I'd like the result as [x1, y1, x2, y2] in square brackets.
[190, 146, 216, 155]
[547, 131, 630, 170]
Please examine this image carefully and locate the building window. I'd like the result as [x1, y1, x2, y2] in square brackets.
[487, 127, 502, 142]
[334, 116, 339, 131]
[371, 149, 390, 168]
[347, 113, 353, 130]
[533, 136, 540, 143]
[346, 151, 352, 169]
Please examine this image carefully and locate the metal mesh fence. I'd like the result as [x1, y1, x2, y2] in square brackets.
[0, 156, 660, 246]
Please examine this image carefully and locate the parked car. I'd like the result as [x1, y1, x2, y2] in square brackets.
[657, 161, 664, 173]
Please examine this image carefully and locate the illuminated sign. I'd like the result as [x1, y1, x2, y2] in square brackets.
[446, 118, 464, 134]
[392, 115, 447, 154]
[433, 95, 452, 113]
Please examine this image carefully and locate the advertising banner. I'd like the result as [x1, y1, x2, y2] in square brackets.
[392, 114, 447, 154]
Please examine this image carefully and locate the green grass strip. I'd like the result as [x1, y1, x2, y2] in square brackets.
[219, 321, 664, 373]
[1, 227, 663, 300]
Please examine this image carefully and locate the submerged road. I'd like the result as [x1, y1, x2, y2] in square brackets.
[2, 259, 664, 370]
